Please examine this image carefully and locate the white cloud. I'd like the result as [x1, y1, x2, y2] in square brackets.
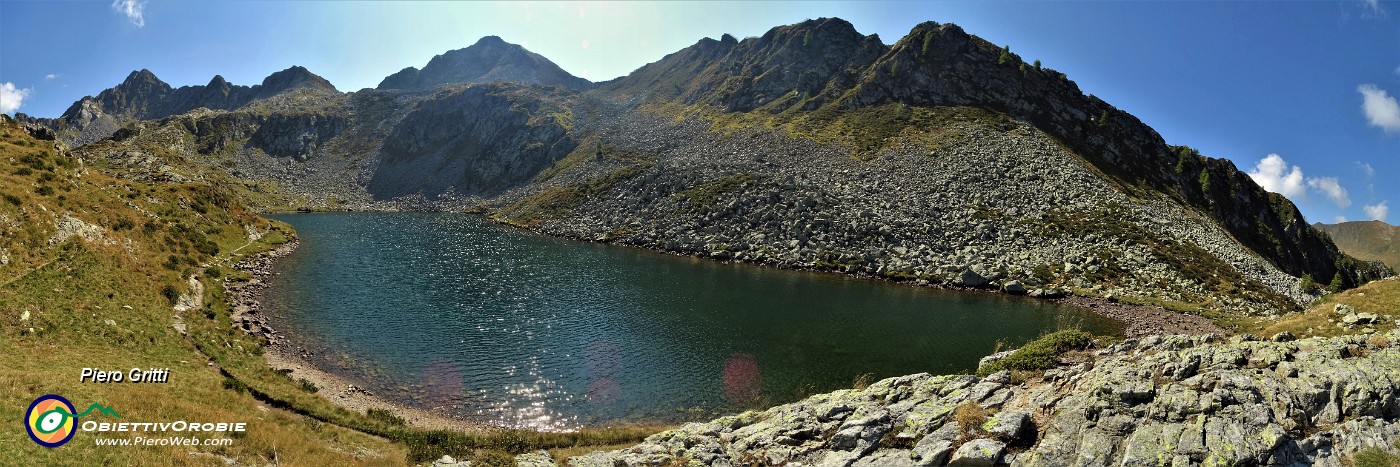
[1307, 177, 1352, 208]
[1335, 215, 1349, 223]
[111, 0, 146, 28]
[1248, 154, 1307, 198]
[44, 74, 58, 80]
[0, 82, 30, 115]
[1358, 84, 1400, 133]
[1364, 201, 1389, 222]
[1359, 162, 1375, 177]
[1394, 64, 1400, 76]
[1363, 0, 1388, 16]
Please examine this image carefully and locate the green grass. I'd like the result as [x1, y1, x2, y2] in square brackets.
[677, 173, 755, 210]
[494, 163, 652, 226]
[641, 100, 1004, 160]
[1036, 204, 1296, 315]
[976, 330, 1094, 376]
[1349, 440, 1400, 467]
[366, 408, 406, 426]
[0, 120, 402, 465]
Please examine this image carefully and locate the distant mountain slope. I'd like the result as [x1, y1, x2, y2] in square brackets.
[1315, 220, 1400, 270]
[377, 36, 591, 91]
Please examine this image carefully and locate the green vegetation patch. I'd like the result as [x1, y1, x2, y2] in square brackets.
[1037, 204, 1295, 314]
[642, 100, 1004, 160]
[495, 163, 651, 225]
[678, 173, 755, 210]
[976, 330, 1093, 376]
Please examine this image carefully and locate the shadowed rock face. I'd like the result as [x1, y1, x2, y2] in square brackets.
[377, 36, 592, 91]
[368, 84, 577, 199]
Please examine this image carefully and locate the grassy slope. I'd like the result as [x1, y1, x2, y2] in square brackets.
[1, 121, 662, 464]
[0, 122, 404, 465]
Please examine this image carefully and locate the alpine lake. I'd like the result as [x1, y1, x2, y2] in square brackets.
[260, 212, 1119, 430]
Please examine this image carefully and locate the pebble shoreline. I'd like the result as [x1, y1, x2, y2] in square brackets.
[225, 239, 489, 432]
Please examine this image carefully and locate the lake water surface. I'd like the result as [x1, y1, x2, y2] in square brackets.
[262, 212, 1119, 429]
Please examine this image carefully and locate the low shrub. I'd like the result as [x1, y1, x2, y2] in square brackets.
[366, 408, 406, 426]
[953, 400, 988, 442]
[977, 330, 1092, 376]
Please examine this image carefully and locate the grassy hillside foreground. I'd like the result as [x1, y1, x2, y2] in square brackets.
[0, 121, 654, 465]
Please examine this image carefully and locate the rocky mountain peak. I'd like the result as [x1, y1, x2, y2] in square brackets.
[474, 35, 508, 47]
[256, 65, 338, 98]
[602, 16, 886, 111]
[121, 69, 169, 89]
[376, 36, 591, 91]
[111, 68, 173, 101]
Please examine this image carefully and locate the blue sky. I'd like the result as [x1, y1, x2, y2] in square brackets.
[0, 1, 1395, 225]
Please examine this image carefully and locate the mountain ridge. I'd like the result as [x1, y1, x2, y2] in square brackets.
[1315, 220, 1400, 270]
[28, 17, 1394, 315]
[8, 15, 1400, 465]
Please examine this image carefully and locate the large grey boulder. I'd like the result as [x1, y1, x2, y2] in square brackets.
[987, 411, 1032, 441]
[948, 438, 1005, 465]
[959, 269, 989, 287]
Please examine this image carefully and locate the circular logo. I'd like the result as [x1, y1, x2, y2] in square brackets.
[26, 394, 77, 448]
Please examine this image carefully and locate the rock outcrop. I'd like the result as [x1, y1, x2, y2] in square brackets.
[564, 332, 1400, 466]
[368, 83, 578, 198]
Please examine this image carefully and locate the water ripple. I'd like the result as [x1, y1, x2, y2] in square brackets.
[263, 213, 1120, 430]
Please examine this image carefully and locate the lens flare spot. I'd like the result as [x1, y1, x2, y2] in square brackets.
[722, 353, 761, 405]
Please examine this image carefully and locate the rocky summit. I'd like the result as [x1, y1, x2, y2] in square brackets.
[378, 35, 593, 91]
[18, 66, 339, 146]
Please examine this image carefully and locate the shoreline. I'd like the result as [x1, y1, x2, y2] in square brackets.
[225, 239, 492, 432]
[266, 209, 1231, 338]
[226, 212, 1226, 435]
[491, 215, 1228, 338]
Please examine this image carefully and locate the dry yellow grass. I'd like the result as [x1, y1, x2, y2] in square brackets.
[1251, 278, 1400, 339]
